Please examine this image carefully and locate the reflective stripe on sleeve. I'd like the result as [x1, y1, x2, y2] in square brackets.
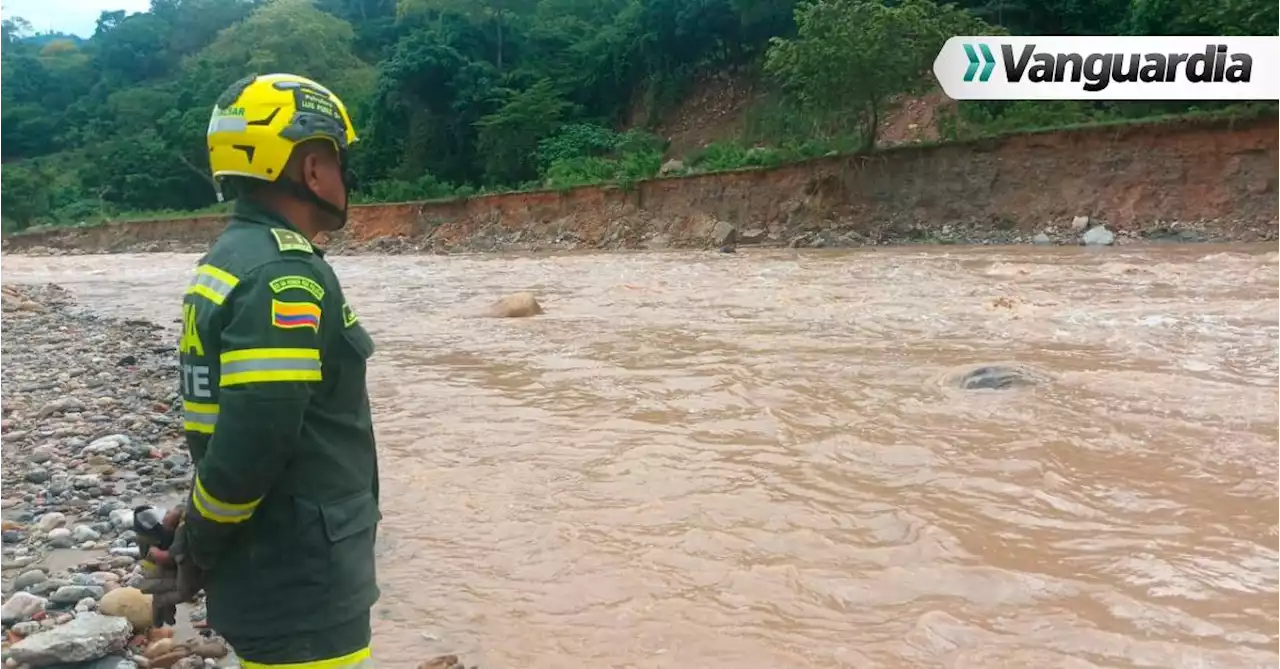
[191, 475, 261, 524]
[241, 647, 374, 668]
[186, 264, 241, 306]
[182, 401, 218, 434]
[219, 348, 322, 386]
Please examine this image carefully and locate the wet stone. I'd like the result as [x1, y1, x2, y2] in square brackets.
[1, 591, 48, 624]
[49, 585, 105, 606]
[14, 568, 50, 591]
[7, 612, 132, 666]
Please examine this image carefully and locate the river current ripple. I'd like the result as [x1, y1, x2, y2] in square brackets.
[3, 244, 1276, 668]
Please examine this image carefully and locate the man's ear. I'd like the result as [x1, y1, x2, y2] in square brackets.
[301, 151, 322, 190]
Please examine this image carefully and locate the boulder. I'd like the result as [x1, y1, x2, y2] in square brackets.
[711, 220, 737, 247]
[957, 365, 1044, 390]
[483, 293, 544, 318]
[1081, 225, 1116, 246]
[97, 587, 153, 633]
[7, 612, 132, 667]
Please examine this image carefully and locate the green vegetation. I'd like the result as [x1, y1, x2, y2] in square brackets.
[2, 0, 1275, 231]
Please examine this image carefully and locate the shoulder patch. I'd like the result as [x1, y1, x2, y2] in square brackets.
[270, 228, 313, 254]
[271, 298, 322, 332]
[269, 275, 326, 301]
[342, 301, 360, 328]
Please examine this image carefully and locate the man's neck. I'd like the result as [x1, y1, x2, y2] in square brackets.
[244, 195, 321, 241]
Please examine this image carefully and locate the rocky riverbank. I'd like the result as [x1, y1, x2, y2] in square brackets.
[0, 284, 235, 668]
[0, 285, 483, 669]
[3, 211, 1263, 258]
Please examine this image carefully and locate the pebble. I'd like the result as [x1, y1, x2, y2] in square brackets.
[49, 585, 105, 605]
[48, 527, 75, 549]
[0, 286, 235, 668]
[110, 508, 135, 531]
[145, 638, 178, 658]
[12, 620, 44, 636]
[1, 591, 48, 623]
[74, 524, 103, 542]
[13, 568, 49, 591]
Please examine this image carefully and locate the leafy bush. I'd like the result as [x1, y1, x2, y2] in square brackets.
[352, 173, 461, 203]
[538, 124, 666, 189]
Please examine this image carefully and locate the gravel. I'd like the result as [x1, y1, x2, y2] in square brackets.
[1, 284, 232, 668]
[1, 284, 482, 669]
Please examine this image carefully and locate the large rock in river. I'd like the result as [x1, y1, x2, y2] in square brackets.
[956, 365, 1046, 390]
[483, 293, 544, 318]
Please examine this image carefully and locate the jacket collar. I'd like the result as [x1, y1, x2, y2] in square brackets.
[231, 199, 326, 258]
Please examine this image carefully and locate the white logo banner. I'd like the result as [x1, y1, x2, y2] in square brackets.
[933, 36, 1280, 100]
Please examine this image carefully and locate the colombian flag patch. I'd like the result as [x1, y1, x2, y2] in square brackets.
[271, 299, 322, 332]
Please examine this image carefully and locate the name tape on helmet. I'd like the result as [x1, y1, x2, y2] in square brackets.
[295, 89, 342, 124]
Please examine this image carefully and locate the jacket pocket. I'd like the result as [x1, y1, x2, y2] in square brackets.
[320, 491, 381, 597]
[281, 498, 330, 587]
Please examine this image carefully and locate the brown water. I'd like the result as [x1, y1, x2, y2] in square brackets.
[3, 245, 1278, 668]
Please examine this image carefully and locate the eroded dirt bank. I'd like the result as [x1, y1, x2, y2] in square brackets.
[4, 116, 1276, 255]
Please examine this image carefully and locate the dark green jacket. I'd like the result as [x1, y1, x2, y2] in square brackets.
[177, 200, 380, 638]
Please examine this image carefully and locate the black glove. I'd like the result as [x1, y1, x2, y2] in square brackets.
[138, 523, 207, 628]
[136, 554, 178, 627]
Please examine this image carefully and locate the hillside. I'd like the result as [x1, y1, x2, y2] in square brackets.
[6, 115, 1275, 255]
[645, 68, 952, 156]
[1, 0, 1276, 233]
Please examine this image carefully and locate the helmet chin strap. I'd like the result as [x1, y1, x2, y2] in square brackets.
[273, 176, 349, 229]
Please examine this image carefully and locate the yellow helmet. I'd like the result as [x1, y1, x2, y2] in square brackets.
[206, 73, 358, 200]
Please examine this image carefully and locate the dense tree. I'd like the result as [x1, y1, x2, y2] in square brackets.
[766, 0, 990, 149]
[0, 164, 54, 230]
[1, 0, 1273, 229]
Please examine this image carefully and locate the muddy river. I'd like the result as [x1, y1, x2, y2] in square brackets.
[3, 245, 1277, 668]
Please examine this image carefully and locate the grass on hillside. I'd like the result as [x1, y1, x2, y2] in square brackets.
[9, 102, 1275, 235]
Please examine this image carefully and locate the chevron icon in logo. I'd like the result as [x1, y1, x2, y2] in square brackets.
[962, 43, 997, 82]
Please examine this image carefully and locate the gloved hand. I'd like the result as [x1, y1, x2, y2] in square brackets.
[135, 505, 183, 565]
[137, 507, 206, 628]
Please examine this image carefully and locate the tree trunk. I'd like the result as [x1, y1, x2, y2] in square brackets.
[495, 12, 504, 71]
[862, 97, 880, 152]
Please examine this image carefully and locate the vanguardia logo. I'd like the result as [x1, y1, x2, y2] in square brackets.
[960, 42, 1253, 92]
[963, 43, 997, 82]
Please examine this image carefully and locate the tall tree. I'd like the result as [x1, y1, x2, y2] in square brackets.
[766, 0, 992, 149]
[398, 0, 538, 71]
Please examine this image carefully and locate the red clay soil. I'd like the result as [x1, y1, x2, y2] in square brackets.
[648, 67, 766, 157]
[878, 91, 954, 146]
[4, 116, 1276, 255]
